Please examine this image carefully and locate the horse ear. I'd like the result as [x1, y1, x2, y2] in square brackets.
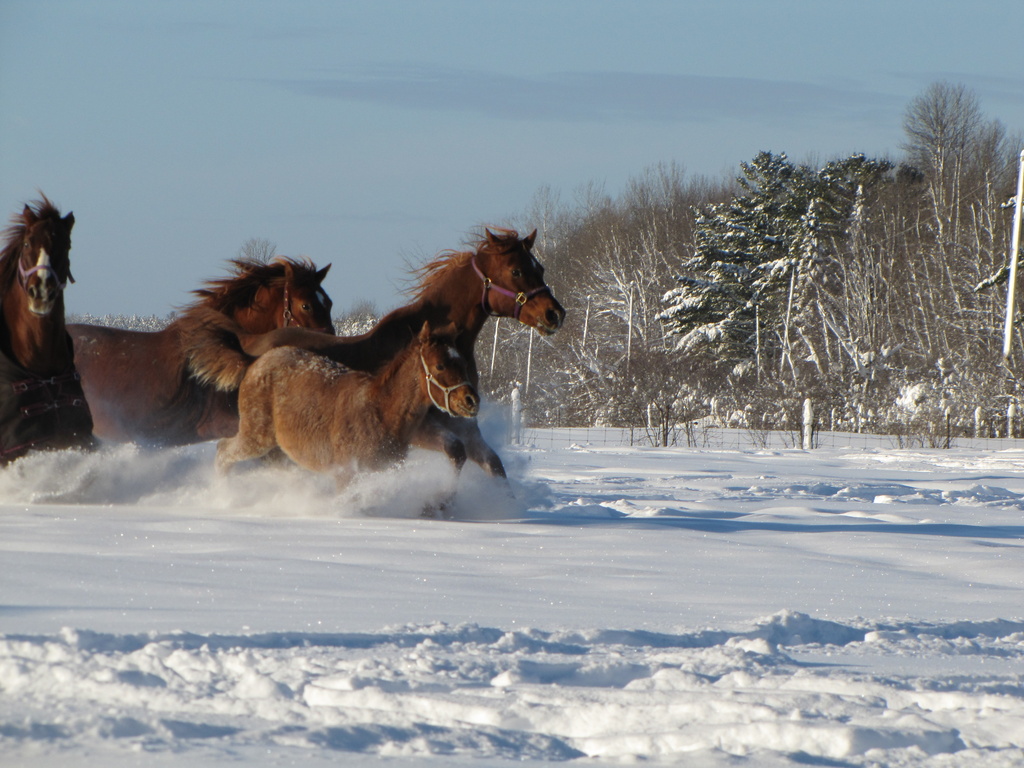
[316, 264, 331, 283]
[485, 228, 498, 244]
[281, 260, 295, 285]
[64, 212, 75, 231]
[22, 204, 36, 226]
[523, 229, 537, 249]
[418, 321, 431, 343]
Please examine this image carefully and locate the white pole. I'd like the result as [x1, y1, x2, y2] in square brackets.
[626, 283, 634, 374]
[489, 319, 500, 375]
[582, 297, 590, 351]
[802, 398, 814, 450]
[524, 330, 534, 395]
[1001, 149, 1024, 359]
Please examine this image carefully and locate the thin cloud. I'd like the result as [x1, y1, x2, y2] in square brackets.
[274, 65, 897, 124]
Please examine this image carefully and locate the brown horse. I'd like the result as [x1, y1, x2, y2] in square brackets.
[69, 257, 334, 446]
[195, 228, 564, 479]
[0, 196, 93, 463]
[216, 322, 479, 497]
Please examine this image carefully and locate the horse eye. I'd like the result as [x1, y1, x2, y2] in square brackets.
[302, 303, 311, 311]
[435, 363, 446, 371]
[511, 269, 522, 278]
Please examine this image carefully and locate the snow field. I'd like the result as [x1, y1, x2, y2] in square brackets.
[1, 429, 1023, 766]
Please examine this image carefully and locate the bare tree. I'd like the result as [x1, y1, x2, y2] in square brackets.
[237, 237, 278, 264]
[901, 82, 983, 180]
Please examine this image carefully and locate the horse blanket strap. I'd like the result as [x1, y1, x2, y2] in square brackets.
[470, 258, 550, 321]
[0, 341, 92, 459]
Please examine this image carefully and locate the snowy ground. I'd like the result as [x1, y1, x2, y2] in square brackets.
[1, 425, 1023, 767]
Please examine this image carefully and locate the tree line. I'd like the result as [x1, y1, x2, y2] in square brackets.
[480, 81, 1023, 443]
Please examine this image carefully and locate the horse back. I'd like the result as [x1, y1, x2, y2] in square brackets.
[239, 302, 464, 376]
[68, 323, 201, 444]
[240, 347, 398, 471]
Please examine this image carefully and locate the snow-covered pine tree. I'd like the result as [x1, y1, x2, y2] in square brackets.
[658, 151, 806, 374]
[658, 151, 894, 383]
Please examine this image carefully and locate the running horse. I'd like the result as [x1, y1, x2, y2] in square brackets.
[193, 227, 564, 480]
[217, 322, 479, 499]
[0, 196, 93, 463]
[69, 256, 334, 446]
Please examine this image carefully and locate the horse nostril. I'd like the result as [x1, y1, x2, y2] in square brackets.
[546, 309, 562, 328]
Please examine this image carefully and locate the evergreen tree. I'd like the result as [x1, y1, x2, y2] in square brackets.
[658, 151, 804, 372]
[659, 151, 894, 382]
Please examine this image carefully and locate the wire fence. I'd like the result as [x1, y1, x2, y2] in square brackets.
[511, 425, 1024, 452]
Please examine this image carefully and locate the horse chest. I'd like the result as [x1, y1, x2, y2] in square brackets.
[0, 344, 93, 460]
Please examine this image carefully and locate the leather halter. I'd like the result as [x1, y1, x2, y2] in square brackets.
[470, 257, 551, 321]
[281, 281, 294, 326]
[421, 352, 472, 416]
[279, 280, 332, 332]
[17, 251, 72, 294]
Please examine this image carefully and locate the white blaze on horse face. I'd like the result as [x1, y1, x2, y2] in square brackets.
[316, 289, 332, 311]
[26, 248, 58, 314]
[36, 248, 52, 273]
[445, 346, 466, 370]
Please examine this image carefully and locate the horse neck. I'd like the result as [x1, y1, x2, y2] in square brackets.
[370, 344, 432, 436]
[1, 291, 71, 375]
[417, 258, 490, 344]
[230, 286, 283, 333]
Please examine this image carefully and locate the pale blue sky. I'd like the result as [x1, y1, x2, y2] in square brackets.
[2, 0, 1022, 317]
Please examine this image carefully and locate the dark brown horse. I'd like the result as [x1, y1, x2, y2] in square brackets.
[196, 228, 564, 479]
[217, 322, 479, 499]
[69, 257, 334, 446]
[0, 196, 93, 463]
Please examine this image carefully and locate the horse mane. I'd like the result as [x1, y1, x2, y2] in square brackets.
[183, 256, 321, 315]
[409, 227, 523, 300]
[0, 195, 64, 291]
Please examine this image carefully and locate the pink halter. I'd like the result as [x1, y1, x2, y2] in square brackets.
[471, 258, 551, 321]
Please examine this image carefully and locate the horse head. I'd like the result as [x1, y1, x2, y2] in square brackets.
[273, 258, 335, 333]
[417, 322, 479, 419]
[191, 256, 335, 335]
[12, 200, 75, 317]
[471, 228, 565, 336]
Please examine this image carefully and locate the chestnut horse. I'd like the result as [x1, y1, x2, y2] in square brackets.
[216, 322, 479, 497]
[0, 196, 93, 463]
[69, 257, 334, 446]
[195, 228, 564, 479]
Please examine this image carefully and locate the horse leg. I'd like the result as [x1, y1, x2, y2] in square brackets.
[332, 462, 356, 492]
[406, 422, 466, 519]
[465, 430, 508, 479]
[411, 422, 468, 473]
[215, 414, 278, 474]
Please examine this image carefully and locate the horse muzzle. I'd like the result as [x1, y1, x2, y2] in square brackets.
[452, 387, 480, 419]
[533, 305, 565, 336]
[25, 278, 58, 316]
